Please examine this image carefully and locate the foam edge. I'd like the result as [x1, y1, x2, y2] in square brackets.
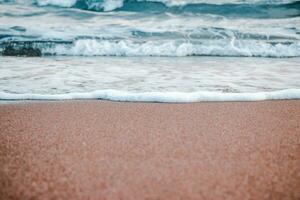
[0, 89, 300, 102]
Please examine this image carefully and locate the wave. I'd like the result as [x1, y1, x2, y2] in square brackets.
[35, 0, 300, 18]
[1, 89, 300, 102]
[2, 0, 299, 17]
[1, 39, 300, 57]
[34, 0, 300, 8]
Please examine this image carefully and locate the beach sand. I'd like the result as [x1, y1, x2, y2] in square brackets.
[0, 100, 299, 200]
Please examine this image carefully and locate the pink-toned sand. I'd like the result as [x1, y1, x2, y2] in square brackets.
[0, 100, 299, 200]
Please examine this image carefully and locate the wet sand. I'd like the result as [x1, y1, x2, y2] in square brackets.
[0, 100, 299, 200]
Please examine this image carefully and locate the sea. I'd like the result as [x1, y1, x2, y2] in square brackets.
[0, 0, 300, 102]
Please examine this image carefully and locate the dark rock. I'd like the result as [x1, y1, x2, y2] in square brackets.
[2, 45, 42, 57]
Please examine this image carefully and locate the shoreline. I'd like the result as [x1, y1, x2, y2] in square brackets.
[1, 100, 299, 199]
[1, 97, 300, 105]
[1, 88, 300, 103]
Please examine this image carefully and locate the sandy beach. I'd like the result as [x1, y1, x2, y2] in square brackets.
[0, 100, 299, 200]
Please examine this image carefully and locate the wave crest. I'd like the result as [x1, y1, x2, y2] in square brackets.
[34, 0, 300, 13]
[1, 39, 300, 57]
[52, 39, 300, 57]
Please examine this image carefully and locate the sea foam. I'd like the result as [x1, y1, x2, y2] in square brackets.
[1, 89, 300, 102]
[36, 0, 77, 7]
[42, 39, 300, 58]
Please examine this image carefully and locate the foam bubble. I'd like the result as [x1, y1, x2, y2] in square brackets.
[41, 39, 300, 58]
[36, 0, 77, 7]
[0, 89, 300, 102]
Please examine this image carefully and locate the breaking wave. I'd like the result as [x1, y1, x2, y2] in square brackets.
[1, 0, 299, 58]
[1, 39, 300, 57]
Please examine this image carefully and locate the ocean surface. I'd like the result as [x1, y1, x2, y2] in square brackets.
[0, 0, 300, 102]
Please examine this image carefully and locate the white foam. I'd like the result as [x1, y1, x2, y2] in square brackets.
[100, 0, 124, 11]
[34, 0, 299, 11]
[36, 0, 77, 7]
[1, 89, 299, 102]
[43, 39, 300, 57]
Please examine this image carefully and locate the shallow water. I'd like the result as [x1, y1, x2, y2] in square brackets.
[1, 56, 300, 94]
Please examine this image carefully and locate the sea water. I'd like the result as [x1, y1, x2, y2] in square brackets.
[0, 0, 300, 102]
